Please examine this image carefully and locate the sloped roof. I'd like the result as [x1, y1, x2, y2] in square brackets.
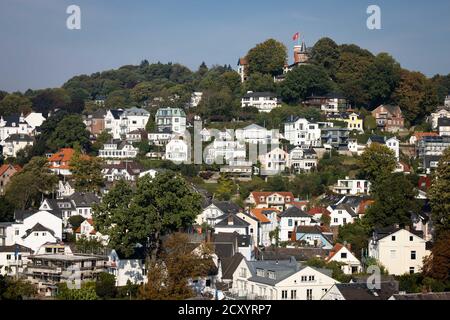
[250, 192, 294, 205]
[215, 214, 250, 228]
[250, 208, 279, 223]
[0, 244, 33, 253]
[4, 134, 34, 142]
[22, 223, 55, 239]
[279, 206, 310, 218]
[220, 253, 244, 280]
[333, 282, 398, 300]
[0, 164, 21, 176]
[392, 292, 450, 300]
[48, 148, 75, 163]
[212, 201, 241, 215]
[69, 192, 100, 207]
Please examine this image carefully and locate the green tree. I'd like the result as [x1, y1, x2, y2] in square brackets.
[279, 64, 334, 104]
[337, 219, 370, 259]
[422, 230, 450, 286]
[31, 88, 71, 114]
[428, 147, 450, 238]
[48, 114, 91, 152]
[310, 37, 340, 79]
[96, 272, 117, 299]
[246, 39, 288, 77]
[70, 152, 104, 192]
[364, 173, 419, 228]
[0, 94, 33, 116]
[363, 115, 377, 131]
[0, 196, 15, 222]
[358, 143, 397, 184]
[57, 282, 98, 300]
[215, 176, 236, 201]
[94, 172, 202, 261]
[363, 53, 402, 108]
[244, 72, 276, 92]
[0, 276, 36, 300]
[68, 215, 85, 229]
[5, 157, 58, 209]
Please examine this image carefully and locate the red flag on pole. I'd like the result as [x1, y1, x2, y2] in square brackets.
[293, 32, 300, 41]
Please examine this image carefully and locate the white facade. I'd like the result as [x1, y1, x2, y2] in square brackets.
[104, 108, 150, 139]
[241, 92, 281, 113]
[332, 179, 371, 195]
[25, 112, 46, 129]
[108, 249, 148, 287]
[165, 139, 189, 163]
[230, 259, 338, 300]
[99, 142, 139, 159]
[328, 206, 357, 227]
[284, 118, 321, 147]
[429, 107, 450, 130]
[326, 245, 362, 275]
[235, 124, 279, 145]
[155, 107, 187, 134]
[385, 137, 400, 160]
[368, 229, 429, 276]
[204, 140, 246, 165]
[6, 211, 62, 253]
[288, 147, 317, 173]
[1, 134, 34, 157]
[258, 147, 289, 175]
[0, 114, 34, 142]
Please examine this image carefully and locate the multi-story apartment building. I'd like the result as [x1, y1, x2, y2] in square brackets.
[241, 91, 281, 113]
[284, 116, 321, 147]
[104, 107, 150, 139]
[321, 127, 349, 149]
[304, 93, 348, 114]
[155, 107, 186, 134]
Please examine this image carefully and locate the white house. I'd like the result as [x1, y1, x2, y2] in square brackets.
[75, 219, 108, 244]
[284, 116, 321, 147]
[327, 204, 358, 227]
[204, 140, 246, 165]
[147, 130, 174, 146]
[246, 192, 295, 211]
[348, 139, 366, 155]
[279, 206, 317, 242]
[98, 141, 139, 159]
[108, 247, 148, 286]
[6, 210, 63, 253]
[258, 147, 289, 175]
[1, 134, 34, 157]
[165, 138, 189, 163]
[368, 227, 429, 275]
[155, 107, 187, 134]
[0, 114, 35, 142]
[196, 201, 241, 227]
[229, 257, 338, 300]
[235, 124, 279, 145]
[104, 108, 150, 139]
[214, 214, 250, 237]
[0, 244, 33, 276]
[241, 91, 281, 113]
[332, 178, 371, 195]
[24, 112, 46, 129]
[325, 243, 362, 274]
[249, 208, 280, 247]
[288, 147, 317, 173]
[429, 106, 450, 130]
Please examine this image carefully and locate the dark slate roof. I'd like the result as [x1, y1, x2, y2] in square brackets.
[330, 203, 358, 217]
[237, 234, 251, 247]
[92, 109, 107, 118]
[368, 135, 386, 144]
[333, 282, 399, 300]
[68, 192, 100, 207]
[115, 246, 147, 260]
[3, 115, 27, 126]
[338, 195, 370, 209]
[213, 232, 239, 259]
[372, 226, 424, 241]
[437, 117, 450, 127]
[243, 92, 278, 98]
[247, 257, 301, 285]
[215, 214, 250, 228]
[109, 109, 124, 119]
[22, 223, 55, 239]
[392, 292, 450, 300]
[0, 244, 33, 253]
[258, 247, 329, 261]
[14, 210, 37, 221]
[4, 134, 34, 142]
[220, 253, 244, 280]
[212, 201, 241, 215]
[279, 206, 310, 218]
[296, 225, 325, 235]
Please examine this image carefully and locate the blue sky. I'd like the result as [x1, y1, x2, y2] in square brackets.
[1, 0, 450, 92]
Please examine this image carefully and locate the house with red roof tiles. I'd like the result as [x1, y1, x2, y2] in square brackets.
[249, 208, 280, 247]
[325, 243, 362, 274]
[246, 191, 295, 211]
[75, 218, 108, 244]
[0, 163, 21, 195]
[48, 148, 75, 176]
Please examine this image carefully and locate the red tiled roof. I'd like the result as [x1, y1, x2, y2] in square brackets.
[250, 208, 280, 223]
[414, 132, 438, 140]
[308, 207, 330, 216]
[325, 243, 344, 261]
[357, 200, 375, 215]
[48, 148, 75, 163]
[250, 192, 295, 205]
[0, 164, 21, 176]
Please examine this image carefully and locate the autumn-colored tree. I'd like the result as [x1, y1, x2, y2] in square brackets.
[70, 152, 105, 192]
[422, 230, 450, 284]
[428, 147, 450, 238]
[139, 233, 214, 300]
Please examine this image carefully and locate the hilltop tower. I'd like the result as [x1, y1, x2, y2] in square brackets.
[293, 41, 309, 64]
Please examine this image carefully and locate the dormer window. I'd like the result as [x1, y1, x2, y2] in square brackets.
[256, 268, 265, 277]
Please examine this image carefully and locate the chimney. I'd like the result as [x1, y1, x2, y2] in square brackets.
[227, 215, 234, 226]
[206, 229, 211, 243]
[405, 225, 410, 231]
